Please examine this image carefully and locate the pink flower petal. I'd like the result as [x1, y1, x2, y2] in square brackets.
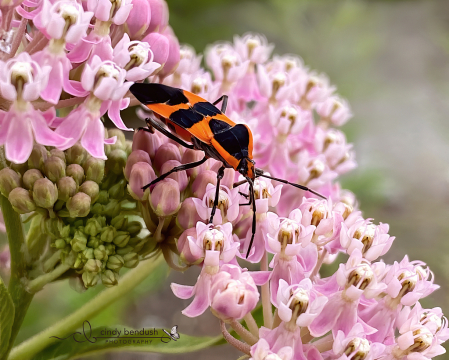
[81, 118, 107, 159]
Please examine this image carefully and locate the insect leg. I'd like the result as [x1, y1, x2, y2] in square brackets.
[145, 117, 195, 150]
[212, 95, 228, 113]
[209, 166, 225, 224]
[245, 177, 257, 258]
[142, 156, 207, 190]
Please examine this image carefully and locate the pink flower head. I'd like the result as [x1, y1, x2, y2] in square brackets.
[178, 222, 239, 269]
[113, 34, 160, 81]
[192, 183, 240, 225]
[87, 0, 132, 25]
[250, 338, 293, 360]
[210, 264, 266, 321]
[34, 0, 93, 43]
[316, 95, 352, 127]
[330, 324, 385, 360]
[340, 219, 395, 262]
[234, 33, 274, 65]
[276, 278, 328, 329]
[294, 71, 335, 108]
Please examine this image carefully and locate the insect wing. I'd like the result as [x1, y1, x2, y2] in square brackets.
[170, 325, 180, 339]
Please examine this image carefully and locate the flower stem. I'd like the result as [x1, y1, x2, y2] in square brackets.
[8, 254, 164, 360]
[0, 195, 34, 359]
[230, 319, 258, 345]
[260, 251, 272, 329]
[243, 313, 259, 338]
[27, 262, 71, 293]
[219, 321, 251, 356]
[6, 18, 27, 60]
[310, 248, 327, 280]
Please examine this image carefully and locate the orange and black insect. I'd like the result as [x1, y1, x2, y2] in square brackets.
[129, 83, 325, 258]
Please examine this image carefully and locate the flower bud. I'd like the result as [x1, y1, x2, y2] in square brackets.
[132, 129, 163, 160]
[71, 231, 87, 252]
[79, 181, 100, 203]
[66, 192, 91, 217]
[113, 231, 130, 247]
[94, 245, 107, 260]
[49, 149, 66, 163]
[128, 162, 155, 200]
[57, 176, 77, 201]
[44, 156, 66, 182]
[192, 170, 217, 198]
[160, 160, 188, 191]
[33, 178, 58, 209]
[87, 237, 101, 249]
[101, 226, 116, 243]
[143, 32, 169, 66]
[84, 259, 102, 273]
[108, 179, 126, 199]
[111, 215, 128, 230]
[177, 197, 202, 230]
[83, 157, 105, 183]
[8, 188, 36, 213]
[82, 248, 95, 260]
[28, 144, 48, 171]
[66, 143, 87, 165]
[125, 0, 151, 39]
[102, 270, 119, 287]
[116, 246, 134, 256]
[106, 254, 124, 271]
[53, 239, 67, 249]
[158, 28, 180, 78]
[145, 0, 168, 34]
[123, 252, 139, 268]
[106, 149, 128, 175]
[103, 199, 121, 218]
[66, 164, 84, 185]
[104, 244, 116, 256]
[153, 143, 181, 172]
[10, 162, 28, 176]
[125, 150, 152, 180]
[126, 221, 142, 236]
[85, 218, 102, 236]
[108, 129, 126, 147]
[0, 168, 21, 196]
[150, 178, 181, 217]
[97, 190, 109, 205]
[23, 169, 44, 190]
[181, 149, 205, 178]
[82, 271, 99, 288]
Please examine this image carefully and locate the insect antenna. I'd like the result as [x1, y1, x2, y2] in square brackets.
[255, 169, 326, 200]
[245, 177, 257, 259]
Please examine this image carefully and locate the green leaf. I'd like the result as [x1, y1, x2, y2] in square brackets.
[0, 276, 15, 358]
[31, 325, 223, 360]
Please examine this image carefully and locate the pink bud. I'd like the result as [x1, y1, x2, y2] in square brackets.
[177, 227, 199, 264]
[125, 150, 152, 180]
[158, 27, 180, 78]
[192, 170, 217, 199]
[149, 178, 180, 216]
[132, 129, 164, 160]
[177, 197, 202, 230]
[143, 32, 169, 67]
[181, 149, 205, 178]
[128, 162, 156, 200]
[145, 0, 168, 35]
[153, 143, 181, 172]
[125, 0, 151, 40]
[160, 160, 188, 192]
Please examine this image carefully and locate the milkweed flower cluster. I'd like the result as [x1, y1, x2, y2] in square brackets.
[0, 2, 446, 360]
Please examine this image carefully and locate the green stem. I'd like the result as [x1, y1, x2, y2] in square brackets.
[260, 251, 272, 329]
[0, 195, 34, 360]
[27, 263, 71, 293]
[8, 254, 164, 360]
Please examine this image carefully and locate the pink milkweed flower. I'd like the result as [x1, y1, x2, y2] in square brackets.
[177, 222, 239, 268]
[294, 72, 335, 109]
[55, 56, 132, 158]
[250, 338, 293, 360]
[0, 52, 68, 163]
[340, 219, 395, 262]
[309, 249, 386, 337]
[238, 176, 283, 262]
[234, 33, 274, 65]
[192, 183, 241, 226]
[113, 34, 161, 81]
[316, 95, 352, 127]
[257, 64, 294, 104]
[88, 0, 132, 25]
[163, 45, 203, 87]
[276, 278, 328, 331]
[327, 324, 385, 360]
[210, 263, 268, 321]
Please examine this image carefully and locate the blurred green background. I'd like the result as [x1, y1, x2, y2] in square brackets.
[3, 0, 449, 359]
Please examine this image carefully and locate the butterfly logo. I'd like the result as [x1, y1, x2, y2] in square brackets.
[163, 326, 180, 341]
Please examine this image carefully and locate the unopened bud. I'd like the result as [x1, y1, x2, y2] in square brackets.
[104, 243, 116, 256]
[23, 169, 43, 190]
[87, 236, 101, 249]
[66, 192, 91, 217]
[28, 144, 48, 171]
[108, 179, 126, 199]
[107, 129, 126, 147]
[57, 176, 77, 201]
[106, 254, 124, 271]
[103, 199, 120, 218]
[128, 162, 155, 200]
[123, 252, 139, 268]
[66, 143, 87, 164]
[44, 156, 66, 182]
[33, 178, 58, 209]
[0, 168, 21, 196]
[177, 197, 202, 230]
[82, 271, 99, 288]
[71, 231, 87, 252]
[84, 259, 102, 273]
[160, 160, 188, 191]
[101, 270, 119, 287]
[82, 248, 94, 260]
[106, 149, 127, 175]
[79, 181, 99, 203]
[192, 170, 217, 198]
[111, 215, 128, 230]
[150, 178, 181, 216]
[85, 218, 102, 236]
[126, 221, 142, 236]
[113, 231, 130, 247]
[49, 149, 66, 163]
[83, 157, 105, 183]
[54, 239, 67, 249]
[143, 32, 169, 66]
[94, 245, 107, 260]
[153, 143, 181, 172]
[101, 226, 116, 243]
[97, 190, 109, 204]
[66, 164, 84, 185]
[125, 150, 152, 180]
